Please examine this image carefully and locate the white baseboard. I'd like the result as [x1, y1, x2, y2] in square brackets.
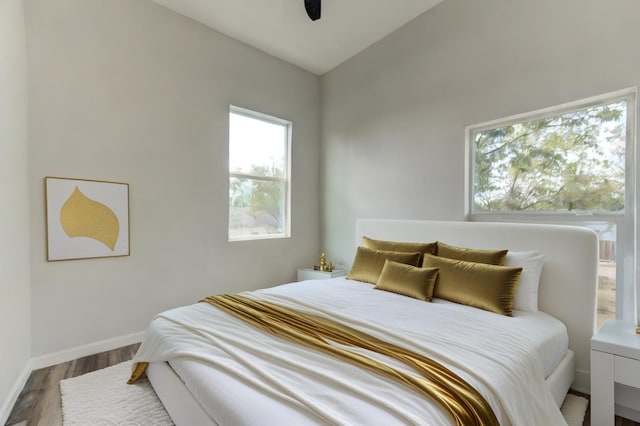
[0, 331, 145, 424]
[615, 384, 640, 422]
[617, 404, 640, 423]
[571, 368, 590, 394]
[0, 361, 32, 426]
[29, 330, 145, 370]
[615, 404, 640, 422]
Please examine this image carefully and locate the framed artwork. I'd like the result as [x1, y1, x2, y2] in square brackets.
[45, 177, 130, 261]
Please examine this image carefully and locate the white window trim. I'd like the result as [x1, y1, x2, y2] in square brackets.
[464, 88, 637, 323]
[228, 105, 292, 242]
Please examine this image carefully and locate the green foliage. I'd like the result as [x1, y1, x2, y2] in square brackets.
[474, 102, 626, 212]
[229, 164, 285, 234]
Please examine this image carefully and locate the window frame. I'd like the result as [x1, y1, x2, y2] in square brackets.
[464, 88, 637, 324]
[228, 105, 292, 242]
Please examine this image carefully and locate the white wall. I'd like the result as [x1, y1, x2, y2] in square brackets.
[321, 0, 640, 409]
[322, 0, 640, 267]
[0, 0, 31, 419]
[25, 0, 321, 357]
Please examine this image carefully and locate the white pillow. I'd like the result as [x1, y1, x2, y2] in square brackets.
[504, 250, 544, 312]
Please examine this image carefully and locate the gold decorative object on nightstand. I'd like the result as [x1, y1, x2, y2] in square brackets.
[314, 252, 334, 272]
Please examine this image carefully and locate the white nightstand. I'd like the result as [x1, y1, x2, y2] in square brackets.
[591, 320, 640, 426]
[297, 268, 346, 281]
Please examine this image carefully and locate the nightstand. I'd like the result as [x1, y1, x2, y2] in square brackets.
[591, 320, 640, 426]
[297, 268, 346, 281]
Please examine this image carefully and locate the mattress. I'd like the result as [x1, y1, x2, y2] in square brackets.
[134, 277, 569, 425]
[251, 277, 569, 378]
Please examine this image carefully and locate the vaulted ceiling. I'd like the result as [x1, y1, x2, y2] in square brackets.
[152, 0, 444, 75]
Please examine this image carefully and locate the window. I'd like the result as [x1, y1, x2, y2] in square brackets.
[228, 106, 291, 241]
[466, 89, 636, 329]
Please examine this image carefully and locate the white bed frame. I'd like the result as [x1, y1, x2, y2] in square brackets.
[147, 219, 598, 425]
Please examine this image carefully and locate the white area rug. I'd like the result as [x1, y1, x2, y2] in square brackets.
[561, 393, 589, 426]
[61, 360, 588, 425]
[60, 361, 172, 425]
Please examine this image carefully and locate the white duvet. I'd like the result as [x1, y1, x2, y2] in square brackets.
[133, 278, 568, 425]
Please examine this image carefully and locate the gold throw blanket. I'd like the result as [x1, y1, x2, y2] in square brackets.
[200, 294, 498, 426]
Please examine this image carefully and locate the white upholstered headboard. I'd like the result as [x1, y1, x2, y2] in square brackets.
[355, 219, 598, 392]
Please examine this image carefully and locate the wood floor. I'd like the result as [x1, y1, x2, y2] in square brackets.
[5, 343, 139, 426]
[4, 343, 640, 426]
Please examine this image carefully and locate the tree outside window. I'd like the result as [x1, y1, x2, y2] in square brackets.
[468, 89, 635, 328]
[228, 107, 291, 241]
[473, 102, 626, 213]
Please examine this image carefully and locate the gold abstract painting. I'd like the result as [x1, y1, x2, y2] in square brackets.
[45, 177, 130, 261]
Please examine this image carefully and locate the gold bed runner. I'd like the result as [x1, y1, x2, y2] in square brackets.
[199, 294, 499, 426]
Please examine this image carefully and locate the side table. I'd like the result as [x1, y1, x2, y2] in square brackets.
[591, 320, 640, 426]
[297, 268, 346, 281]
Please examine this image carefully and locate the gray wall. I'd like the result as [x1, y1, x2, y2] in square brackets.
[321, 0, 640, 398]
[7, 0, 640, 415]
[321, 0, 640, 269]
[0, 0, 31, 417]
[25, 0, 321, 356]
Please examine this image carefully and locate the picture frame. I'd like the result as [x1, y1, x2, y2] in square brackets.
[45, 177, 130, 261]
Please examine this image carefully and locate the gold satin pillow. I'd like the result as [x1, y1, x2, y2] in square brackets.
[362, 236, 437, 255]
[347, 247, 422, 284]
[422, 254, 522, 316]
[436, 241, 508, 265]
[375, 260, 439, 301]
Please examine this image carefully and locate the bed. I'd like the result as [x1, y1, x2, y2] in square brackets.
[131, 219, 598, 425]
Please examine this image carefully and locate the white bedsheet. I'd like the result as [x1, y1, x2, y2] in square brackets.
[133, 278, 568, 425]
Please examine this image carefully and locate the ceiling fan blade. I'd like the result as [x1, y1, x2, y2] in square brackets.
[304, 0, 321, 21]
